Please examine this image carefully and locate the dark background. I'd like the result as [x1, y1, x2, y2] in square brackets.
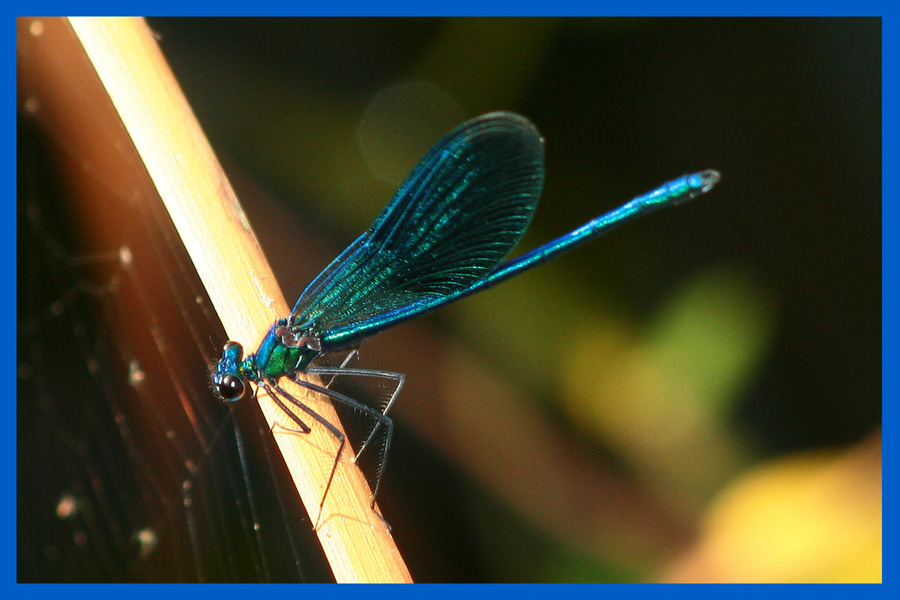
[23, 18, 877, 582]
[150, 16, 880, 445]
[146, 17, 880, 582]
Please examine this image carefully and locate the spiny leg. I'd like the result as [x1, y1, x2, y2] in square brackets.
[305, 367, 403, 461]
[257, 379, 346, 530]
[315, 349, 359, 389]
[286, 373, 395, 526]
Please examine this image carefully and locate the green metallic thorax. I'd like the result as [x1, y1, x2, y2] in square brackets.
[249, 319, 320, 380]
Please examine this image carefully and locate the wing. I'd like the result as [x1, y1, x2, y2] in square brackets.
[289, 112, 545, 340]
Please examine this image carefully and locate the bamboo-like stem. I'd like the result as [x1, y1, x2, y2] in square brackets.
[66, 16, 411, 583]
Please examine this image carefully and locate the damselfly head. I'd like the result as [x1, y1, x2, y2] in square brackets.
[213, 341, 249, 402]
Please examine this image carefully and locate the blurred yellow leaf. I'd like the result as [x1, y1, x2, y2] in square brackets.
[661, 432, 882, 583]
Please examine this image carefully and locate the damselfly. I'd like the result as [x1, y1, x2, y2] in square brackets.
[213, 112, 719, 526]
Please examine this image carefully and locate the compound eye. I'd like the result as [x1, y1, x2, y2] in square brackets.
[217, 374, 246, 402]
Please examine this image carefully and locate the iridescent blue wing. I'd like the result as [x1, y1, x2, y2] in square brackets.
[289, 112, 544, 340]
